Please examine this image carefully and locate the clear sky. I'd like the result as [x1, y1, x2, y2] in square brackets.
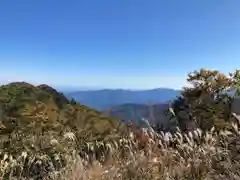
[0, 0, 240, 89]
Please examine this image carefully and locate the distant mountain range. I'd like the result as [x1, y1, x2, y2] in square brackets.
[65, 88, 181, 110]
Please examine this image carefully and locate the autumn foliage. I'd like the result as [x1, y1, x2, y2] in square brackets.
[172, 68, 240, 132]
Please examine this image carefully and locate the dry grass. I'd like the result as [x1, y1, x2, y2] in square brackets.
[1, 120, 240, 180]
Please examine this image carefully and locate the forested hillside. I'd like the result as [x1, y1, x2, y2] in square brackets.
[0, 82, 120, 143]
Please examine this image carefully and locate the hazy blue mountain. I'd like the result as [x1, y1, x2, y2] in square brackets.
[55, 86, 104, 93]
[65, 88, 180, 110]
[103, 103, 172, 130]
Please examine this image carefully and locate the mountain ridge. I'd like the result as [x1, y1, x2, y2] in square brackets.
[66, 88, 181, 110]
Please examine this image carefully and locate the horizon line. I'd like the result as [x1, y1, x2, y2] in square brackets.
[0, 81, 183, 91]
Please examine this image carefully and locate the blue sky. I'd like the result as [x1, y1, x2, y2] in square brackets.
[0, 0, 240, 89]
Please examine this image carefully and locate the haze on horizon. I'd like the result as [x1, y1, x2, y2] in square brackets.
[0, 0, 240, 90]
